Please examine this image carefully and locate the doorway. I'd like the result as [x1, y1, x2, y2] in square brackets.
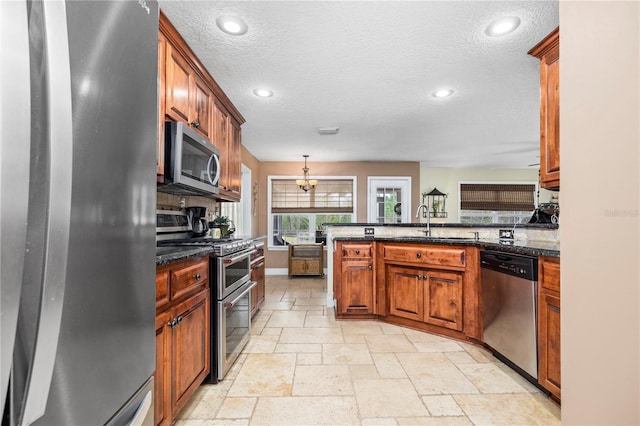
[367, 177, 412, 223]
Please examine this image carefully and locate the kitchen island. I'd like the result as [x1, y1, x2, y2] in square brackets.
[327, 223, 561, 401]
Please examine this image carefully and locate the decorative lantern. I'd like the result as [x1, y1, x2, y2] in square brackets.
[421, 187, 448, 218]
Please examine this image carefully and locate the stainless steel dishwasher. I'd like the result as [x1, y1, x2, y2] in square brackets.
[481, 250, 538, 380]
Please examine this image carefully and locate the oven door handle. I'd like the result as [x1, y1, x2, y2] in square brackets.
[223, 249, 257, 265]
[224, 281, 257, 308]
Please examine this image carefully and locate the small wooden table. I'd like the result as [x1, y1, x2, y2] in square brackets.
[288, 243, 324, 277]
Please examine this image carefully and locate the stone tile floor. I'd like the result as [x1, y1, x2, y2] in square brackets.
[176, 276, 561, 425]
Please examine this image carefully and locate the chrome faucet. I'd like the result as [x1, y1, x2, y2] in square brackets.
[415, 203, 430, 237]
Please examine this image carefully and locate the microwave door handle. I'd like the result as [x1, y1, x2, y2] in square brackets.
[0, 0, 31, 410]
[207, 153, 220, 186]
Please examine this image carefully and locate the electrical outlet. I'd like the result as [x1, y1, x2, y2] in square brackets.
[364, 227, 374, 237]
[499, 229, 514, 239]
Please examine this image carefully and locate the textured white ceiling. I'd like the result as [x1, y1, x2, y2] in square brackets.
[159, 1, 559, 167]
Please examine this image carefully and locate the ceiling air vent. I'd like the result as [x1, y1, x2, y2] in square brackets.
[317, 127, 339, 135]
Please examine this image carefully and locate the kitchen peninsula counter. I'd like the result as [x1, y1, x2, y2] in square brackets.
[332, 236, 559, 258]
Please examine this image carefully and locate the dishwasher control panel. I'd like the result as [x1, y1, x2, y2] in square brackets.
[480, 251, 538, 281]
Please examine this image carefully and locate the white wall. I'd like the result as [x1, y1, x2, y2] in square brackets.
[419, 167, 555, 222]
[561, 2, 639, 424]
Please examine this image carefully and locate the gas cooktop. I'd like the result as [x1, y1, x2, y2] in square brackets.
[157, 236, 255, 256]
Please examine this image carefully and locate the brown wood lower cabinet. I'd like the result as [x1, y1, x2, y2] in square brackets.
[387, 265, 424, 321]
[334, 242, 375, 318]
[335, 241, 480, 338]
[386, 265, 463, 331]
[155, 257, 210, 426]
[251, 259, 266, 317]
[538, 256, 561, 400]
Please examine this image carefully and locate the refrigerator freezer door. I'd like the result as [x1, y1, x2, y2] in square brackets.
[31, 0, 158, 424]
[18, 2, 74, 424]
[0, 0, 31, 411]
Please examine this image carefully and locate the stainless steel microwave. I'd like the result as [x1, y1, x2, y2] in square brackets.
[159, 122, 220, 196]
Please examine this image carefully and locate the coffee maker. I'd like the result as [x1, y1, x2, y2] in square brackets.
[186, 206, 209, 237]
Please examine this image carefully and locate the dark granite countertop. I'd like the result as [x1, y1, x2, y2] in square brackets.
[333, 236, 560, 257]
[155, 246, 214, 266]
[155, 235, 267, 266]
[325, 222, 558, 230]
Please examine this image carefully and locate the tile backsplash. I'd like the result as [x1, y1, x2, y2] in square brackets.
[157, 191, 218, 220]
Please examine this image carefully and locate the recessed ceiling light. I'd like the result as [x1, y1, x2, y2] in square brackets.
[486, 16, 521, 37]
[216, 15, 248, 35]
[432, 88, 455, 98]
[253, 88, 273, 98]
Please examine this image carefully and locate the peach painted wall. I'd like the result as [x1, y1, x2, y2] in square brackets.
[255, 161, 420, 269]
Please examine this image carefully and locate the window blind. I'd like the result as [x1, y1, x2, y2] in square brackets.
[460, 183, 536, 211]
[271, 179, 353, 213]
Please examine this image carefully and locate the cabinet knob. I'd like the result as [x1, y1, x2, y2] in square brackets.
[177, 316, 183, 324]
[193, 273, 201, 280]
[416, 252, 422, 258]
[368, 264, 373, 271]
[422, 275, 428, 280]
[355, 249, 360, 255]
[168, 319, 177, 328]
[191, 120, 200, 129]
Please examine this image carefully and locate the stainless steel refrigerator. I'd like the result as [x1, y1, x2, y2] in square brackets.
[1, 1, 158, 424]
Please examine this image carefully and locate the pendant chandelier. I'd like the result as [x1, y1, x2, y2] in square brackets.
[296, 155, 317, 192]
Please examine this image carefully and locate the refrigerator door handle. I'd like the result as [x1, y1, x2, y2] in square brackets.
[128, 390, 153, 426]
[0, 0, 31, 410]
[19, 1, 74, 424]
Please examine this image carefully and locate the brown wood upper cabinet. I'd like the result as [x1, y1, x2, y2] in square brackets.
[212, 99, 242, 200]
[158, 11, 245, 201]
[163, 33, 213, 140]
[529, 27, 560, 190]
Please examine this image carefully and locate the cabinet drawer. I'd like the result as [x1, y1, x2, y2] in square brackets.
[383, 245, 466, 268]
[341, 243, 373, 258]
[156, 270, 170, 308]
[539, 257, 560, 294]
[171, 259, 208, 300]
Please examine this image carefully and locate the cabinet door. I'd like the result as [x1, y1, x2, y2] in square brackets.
[541, 55, 560, 188]
[227, 118, 242, 195]
[212, 99, 229, 174]
[424, 270, 463, 331]
[538, 292, 561, 399]
[190, 75, 213, 139]
[387, 265, 423, 321]
[155, 310, 172, 426]
[338, 260, 374, 315]
[530, 28, 560, 189]
[250, 260, 265, 317]
[165, 42, 191, 123]
[172, 289, 210, 414]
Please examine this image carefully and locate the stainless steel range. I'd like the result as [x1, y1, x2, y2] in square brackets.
[157, 210, 256, 382]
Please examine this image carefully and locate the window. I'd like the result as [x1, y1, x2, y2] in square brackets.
[459, 182, 537, 224]
[269, 177, 355, 247]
